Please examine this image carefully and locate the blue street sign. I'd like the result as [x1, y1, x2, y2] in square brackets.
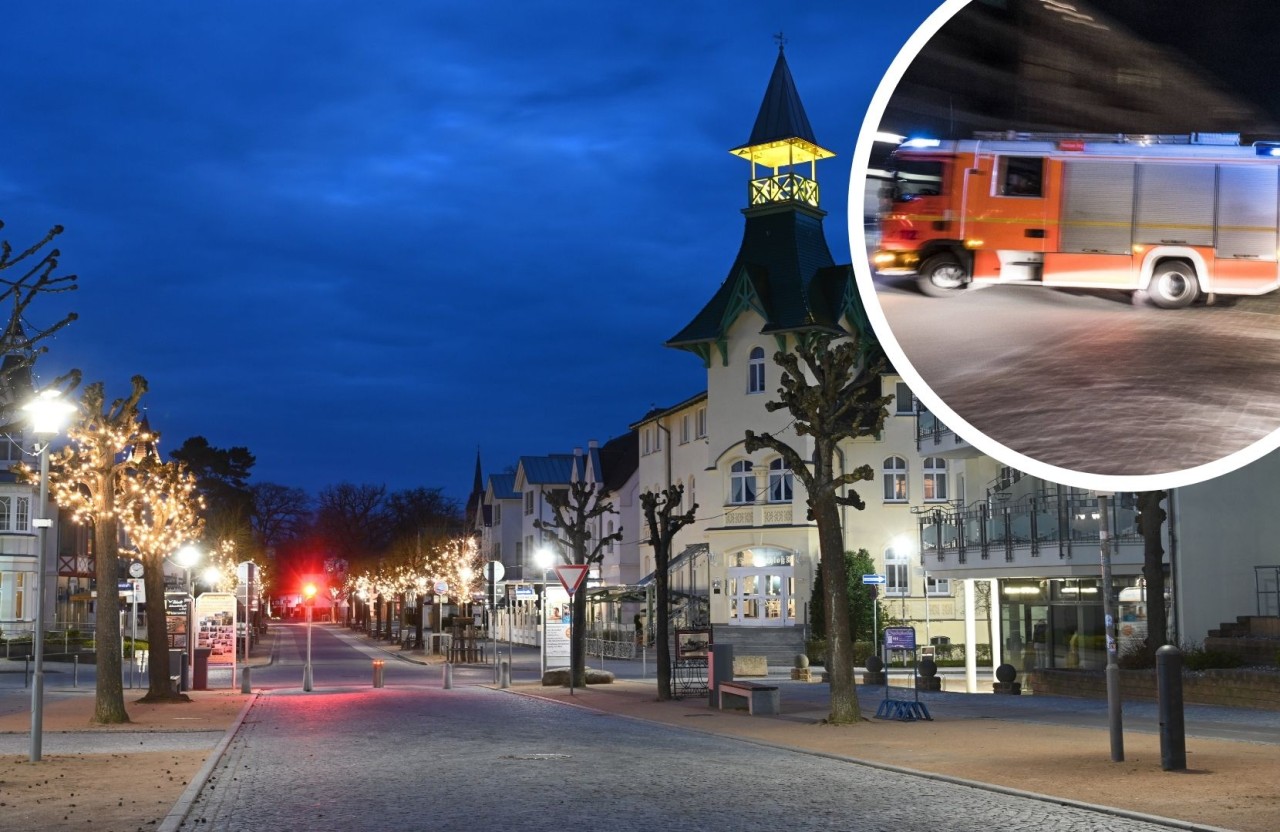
[861, 574, 886, 585]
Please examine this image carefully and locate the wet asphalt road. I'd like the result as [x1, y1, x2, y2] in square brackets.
[869, 273, 1280, 479]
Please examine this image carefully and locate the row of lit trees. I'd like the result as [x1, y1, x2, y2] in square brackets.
[347, 534, 482, 645]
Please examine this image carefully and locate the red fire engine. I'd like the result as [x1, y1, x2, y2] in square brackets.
[872, 132, 1280, 307]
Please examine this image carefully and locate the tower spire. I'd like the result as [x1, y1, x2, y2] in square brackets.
[730, 46, 833, 211]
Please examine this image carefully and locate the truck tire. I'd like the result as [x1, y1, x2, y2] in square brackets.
[917, 254, 968, 297]
[1147, 260, 1200, 309]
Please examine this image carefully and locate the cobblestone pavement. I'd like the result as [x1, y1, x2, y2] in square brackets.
[183, 685, 1188, 831]
[870, 274, 1280, 478]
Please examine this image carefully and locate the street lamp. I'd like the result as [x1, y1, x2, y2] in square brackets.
[302, 582, 317, 691]
[24, 388, 75, 763]
[173, 544, 201, 692]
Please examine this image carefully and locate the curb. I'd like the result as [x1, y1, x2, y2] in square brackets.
[156, 692, 258, 832]
[502, 686, 1233, 832]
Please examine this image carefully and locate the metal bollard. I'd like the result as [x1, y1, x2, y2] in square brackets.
[73, 654, 79, 688]
[241, 666, 252, 694]
[443, 662, 453, 690]
[1156, 645, 1187, 771]
[372, 660, 385, 688]
[24, 655, 30, 689]
[499, 659, 510, 689]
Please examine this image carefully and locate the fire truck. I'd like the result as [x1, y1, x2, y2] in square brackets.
[872, 132, 1280, 307]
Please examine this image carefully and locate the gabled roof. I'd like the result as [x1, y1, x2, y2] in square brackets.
[598, 431, 638, 494]
[666, 209, 867, 350]
[517, 453, 575, 486]
[487, 472, 519, 501]
[629, 390, 708, 429]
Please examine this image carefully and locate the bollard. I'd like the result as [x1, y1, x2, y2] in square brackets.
[372, 660, 385, 688]
[443, 662, 453, 690]
[240, 666, 252, 694]
[24, 655, 30, 689]
[1156, 645, 1187, 771]
[73, 654, 79, 688]
[499, 659, 510, 689]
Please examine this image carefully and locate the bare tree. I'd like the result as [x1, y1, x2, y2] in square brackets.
[534, 479, 623, 686]
[120, 452, 204, 702]
[249, 482, 312, 548]
[745, 333, 889, 724]
[640, 484, 697, 701]
[0, 222, 78, 399]
[315, 483, 388, 566]
[45, 376, 150, 724]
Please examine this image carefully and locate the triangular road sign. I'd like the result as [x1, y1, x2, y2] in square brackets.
[555, 564, 590, 595]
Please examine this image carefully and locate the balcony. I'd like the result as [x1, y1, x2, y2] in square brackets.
[915, 408, 982, 458]
[724, 503, 796, 528]
[917, 490, 1149, 577]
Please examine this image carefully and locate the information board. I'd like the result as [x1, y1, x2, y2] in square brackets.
[194, 592, 238, 667]
[542, 585, 571, 672]
[883, 626, 917, 652]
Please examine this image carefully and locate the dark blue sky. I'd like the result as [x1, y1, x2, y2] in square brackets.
[1, 2, 937, 499]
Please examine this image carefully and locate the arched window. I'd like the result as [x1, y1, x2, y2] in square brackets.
[768, 457, 792, 503]
[883, 456, 908, 502]
[748, 346, 766, 394]
[730, 460, 755, 504]
[923, 457, 948, 502]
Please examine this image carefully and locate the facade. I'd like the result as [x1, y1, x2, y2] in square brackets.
[644, 48, 978, 665]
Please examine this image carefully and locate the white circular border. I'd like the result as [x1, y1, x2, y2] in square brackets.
[847, 0, 1280, 493]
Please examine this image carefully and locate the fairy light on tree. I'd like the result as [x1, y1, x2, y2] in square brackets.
[118, 438, 204, 704]
[41, 376, 151, 724]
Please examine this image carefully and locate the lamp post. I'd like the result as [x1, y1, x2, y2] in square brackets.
[173, 545, 201, 692]
[534, 547, 555, 676]
[24, 388, 74, 763]
[302, 582, 317, 691]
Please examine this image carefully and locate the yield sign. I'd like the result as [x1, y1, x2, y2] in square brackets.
[554, 564, 590, 596]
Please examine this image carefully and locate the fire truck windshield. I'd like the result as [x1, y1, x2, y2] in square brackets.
[890, 158, 945, 201]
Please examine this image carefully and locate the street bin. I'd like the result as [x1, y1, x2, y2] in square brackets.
[707, 643, 734, 707]
[167, 649, 188, 693]
[193, 647, 212, 691]
[372, 659, 385, 688]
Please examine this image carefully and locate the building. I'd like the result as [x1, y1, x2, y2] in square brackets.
[644, 47, 977, 666]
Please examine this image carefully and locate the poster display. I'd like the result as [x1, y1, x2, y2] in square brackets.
[164, 591, 191, 650]
[194, 592, 238, 666]
[542, 585, 570, 672]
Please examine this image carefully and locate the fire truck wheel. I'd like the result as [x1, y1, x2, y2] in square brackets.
[917, 255, 968, 297]
[1147, 261, 1200, 309]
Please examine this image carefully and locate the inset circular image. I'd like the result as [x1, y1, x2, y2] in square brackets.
[850, 0, 1280, 491]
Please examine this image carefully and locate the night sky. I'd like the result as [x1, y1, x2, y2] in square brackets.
[0, 2, 941, 500]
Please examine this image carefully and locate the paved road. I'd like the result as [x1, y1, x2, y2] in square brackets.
[178, 626, 1191, 831]
[868, 271, 1280, 478]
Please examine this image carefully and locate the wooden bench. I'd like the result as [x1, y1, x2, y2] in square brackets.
[718, 680, 780, 715]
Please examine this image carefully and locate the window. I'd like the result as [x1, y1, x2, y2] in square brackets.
[926, 575, 951, 596]
[493, 541, 502, 561]
[696, 407, 707, 438]
[0, 497, 10, 530]
[524, 491, 534, 515]
[767, 458, 792, 503]
[892, 158, 945, 200]
[680, 415, 690, 444]
[885, 546, 909, 596]
[923, 457, 948, 502]
[515, 540, 523, 564]
[883, 456, 908, 502]
[654, 426, 661, 451]
[730, 460, 755, 504]
[493, 503, 501, 524]
[14, 497, 27, 532]
[643, 429, 651, 455]
[894, 381, 915, 415]
[748, 346, 766, 394]
[997, 156, 1044, 197]
[689, 475, 696, 512]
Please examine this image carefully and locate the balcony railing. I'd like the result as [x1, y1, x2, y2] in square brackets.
[749, 173, 819, 207]
[918, 491, 1142, 565]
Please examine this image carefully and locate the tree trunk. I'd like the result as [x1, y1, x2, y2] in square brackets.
[374, 594, 382, 637]
[1138, 491, 1168, 660]
[814, 498, 860, 724]
[655, 548, 672, 701]
[139, 556, 187, 702]
[571, 585, 588, 687]
[414, 594, 425, 649]
[93, 515, 130, 723]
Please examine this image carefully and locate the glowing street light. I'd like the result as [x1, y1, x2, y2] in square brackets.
[24, 388, 75, 763]
[172, 544, 202, 692]
[302, 582, 317, 692]
[534, 548, 555, 675]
